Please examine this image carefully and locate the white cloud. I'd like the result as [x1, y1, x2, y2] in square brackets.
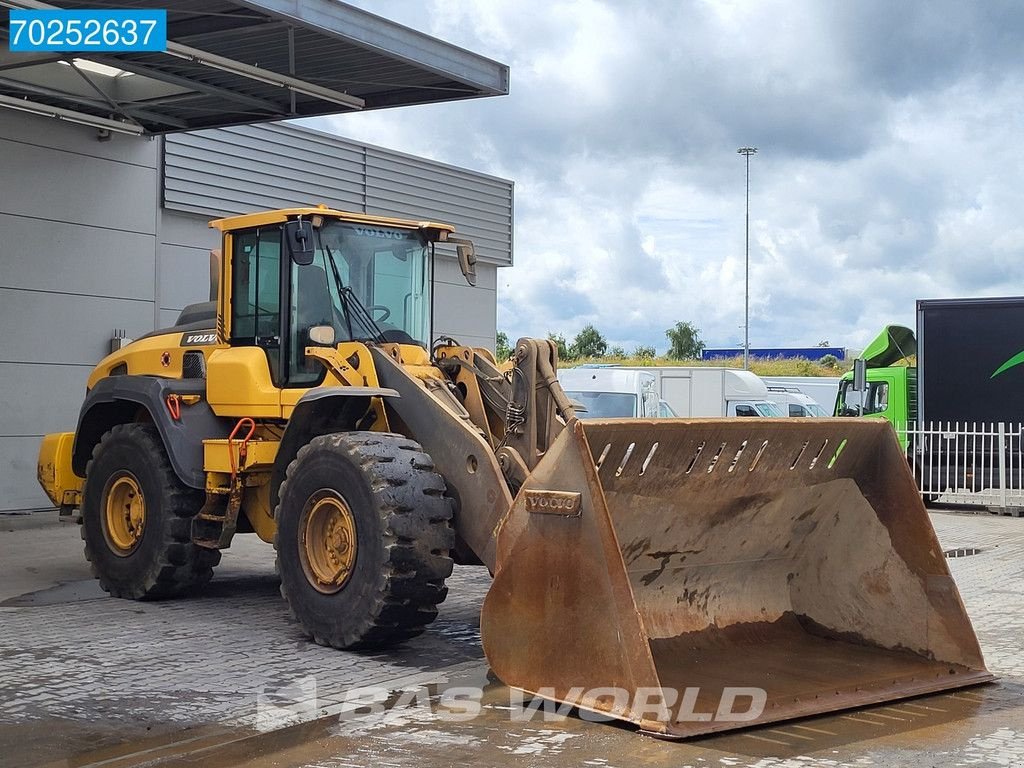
[318, 0, 1024, 354]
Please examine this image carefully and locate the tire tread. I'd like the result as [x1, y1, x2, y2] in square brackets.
[275, 431, 454, 649]
[81, 423, 220, 599]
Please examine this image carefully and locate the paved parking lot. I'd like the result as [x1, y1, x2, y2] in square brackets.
[1, 509, 1022, 768]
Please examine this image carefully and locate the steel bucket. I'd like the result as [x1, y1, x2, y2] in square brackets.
[481, 418, 993, 738]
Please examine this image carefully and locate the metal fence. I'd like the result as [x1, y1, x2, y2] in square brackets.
[896, 422, 1024, 510]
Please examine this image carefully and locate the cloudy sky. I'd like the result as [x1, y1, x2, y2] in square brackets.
[312, 0, 1024, 354]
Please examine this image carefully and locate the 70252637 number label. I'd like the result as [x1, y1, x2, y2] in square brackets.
[8, 9, 167, 53]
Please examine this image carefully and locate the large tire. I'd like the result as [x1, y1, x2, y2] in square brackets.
[275, 432, 454, 649]
[80, 423, 221, 599]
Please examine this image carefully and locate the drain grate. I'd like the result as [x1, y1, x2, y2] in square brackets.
[944, 547, 983, 558]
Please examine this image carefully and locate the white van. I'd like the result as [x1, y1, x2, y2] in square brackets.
[766, 386, 830, 417]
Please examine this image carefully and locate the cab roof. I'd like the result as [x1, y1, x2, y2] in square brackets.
[208, 206, 457, 235]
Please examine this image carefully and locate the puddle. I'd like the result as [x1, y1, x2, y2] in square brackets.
[690, 683, 1012, 758]
[7, 677, 1024, 768]
[1, 579, 105, 607]
[0, 718, 219, 768]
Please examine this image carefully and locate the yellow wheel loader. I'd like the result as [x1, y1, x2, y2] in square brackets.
[37, 206, 992, 738]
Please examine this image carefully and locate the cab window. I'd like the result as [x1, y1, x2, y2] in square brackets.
[838, 379, 890, 416]
[863, 382, 889, 415]
[289, 252, 339, 387]
[231, 228, 282, 380]
[370, 247, 429, 345]
[373, 250, 410, 330]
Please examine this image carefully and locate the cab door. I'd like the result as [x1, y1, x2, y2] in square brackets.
[206, 227, 285, 419]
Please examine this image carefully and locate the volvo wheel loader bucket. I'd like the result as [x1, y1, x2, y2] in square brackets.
[481, 418, 993, 739]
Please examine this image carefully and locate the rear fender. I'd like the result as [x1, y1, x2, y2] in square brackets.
[72, 376, 230, 488]
[38, 432, 80, 509]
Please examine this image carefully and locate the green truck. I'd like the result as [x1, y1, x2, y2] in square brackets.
[835, 297, 1024, 497]
[835, 324, 916, 440]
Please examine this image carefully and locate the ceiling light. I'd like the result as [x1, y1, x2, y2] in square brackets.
[60, 59, 135, 78]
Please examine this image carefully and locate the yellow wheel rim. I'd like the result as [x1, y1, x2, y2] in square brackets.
[299, 490, 357, 594]
[103, 472, 146, 555]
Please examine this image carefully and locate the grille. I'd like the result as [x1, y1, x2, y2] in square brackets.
[907, 367, 918, 421]
[182, 351, 207, 379]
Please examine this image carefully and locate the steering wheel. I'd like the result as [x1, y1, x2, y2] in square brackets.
[367, 305, 392, 322]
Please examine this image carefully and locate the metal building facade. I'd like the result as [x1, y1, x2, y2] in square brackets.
[0, 115, 512, 512]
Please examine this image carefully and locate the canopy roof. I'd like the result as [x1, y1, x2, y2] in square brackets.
[0, 0, 509, 134]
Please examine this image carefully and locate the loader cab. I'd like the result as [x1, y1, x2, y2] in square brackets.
[225, 213, 434, 388]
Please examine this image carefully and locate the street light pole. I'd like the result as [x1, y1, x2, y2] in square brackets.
[737, 146, 757, 371]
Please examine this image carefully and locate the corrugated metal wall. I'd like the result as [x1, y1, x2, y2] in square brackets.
[0, 112, 162, 512]
[163, 122, 513, 266]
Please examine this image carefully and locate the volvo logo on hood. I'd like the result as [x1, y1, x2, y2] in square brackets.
[180, 331, 217, 347]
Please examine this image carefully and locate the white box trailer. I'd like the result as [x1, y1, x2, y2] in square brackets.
[630, 366, 785, 417]
[561, 366, 784, 418]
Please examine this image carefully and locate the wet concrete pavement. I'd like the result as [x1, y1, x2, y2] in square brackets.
[1, 509, 1023, 768]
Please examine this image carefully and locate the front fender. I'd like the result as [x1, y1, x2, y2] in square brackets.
[269, 386, 399, 513]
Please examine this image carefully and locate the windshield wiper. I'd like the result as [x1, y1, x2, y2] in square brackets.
[341, 285, 386, 343]
[320, 240, 385, 344]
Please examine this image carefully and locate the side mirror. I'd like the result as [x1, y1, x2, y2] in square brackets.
[307, 325, 335, 346]
[847, 359, 868, 415]
[285, 219, 316, 266]
[449, 237, 478, 287]
[853, 358, 867, 391]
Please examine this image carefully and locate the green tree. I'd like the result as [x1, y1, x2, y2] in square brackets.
[495, 331, 512, 362]
[634, 345, 656, 359]
[608, 345, 626, 358]
[665, 321, 705, 360]
[570, 324, 607, 358]
[547, 332, 572, 361]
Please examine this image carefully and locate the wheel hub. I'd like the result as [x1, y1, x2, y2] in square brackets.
[103, 473, 146, 555]
[299, 490, 357, 594]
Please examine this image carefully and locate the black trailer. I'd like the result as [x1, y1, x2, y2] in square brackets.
[917, 297, 1024, 496]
